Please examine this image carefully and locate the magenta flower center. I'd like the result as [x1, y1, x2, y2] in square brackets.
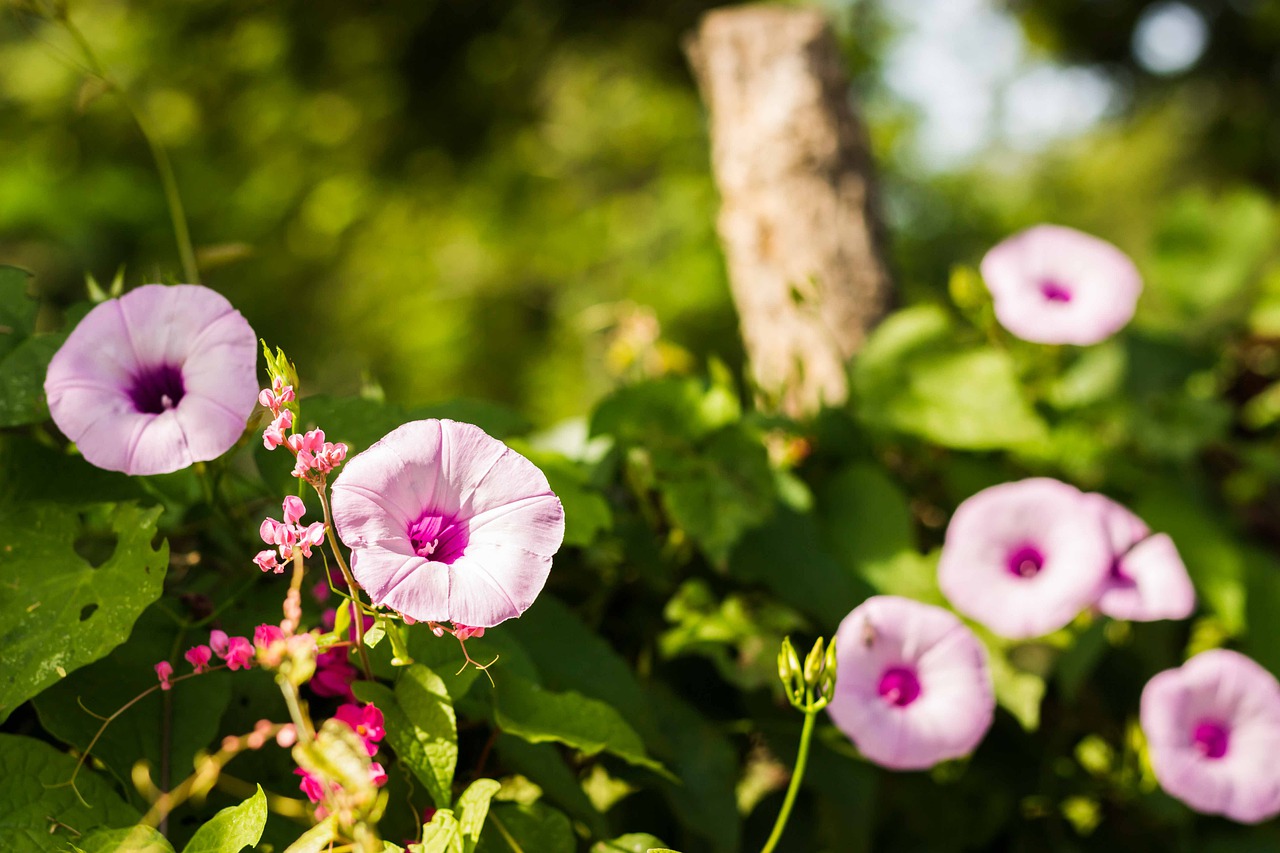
[128, 363, 186, 414]
[1192, 720, 1230, 759]
[877, 666, 922, 707]
[1039, 279, 1073, 303]
[408, 511, 470, 564]
[1006, 544, 1045, 579]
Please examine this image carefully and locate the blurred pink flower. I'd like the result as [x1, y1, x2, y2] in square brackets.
[942, 473, 1111, 635]
[154, 661, 174, 691]
[1086, 494, 1196, 622]
[939, 478, 1111, 639]
[1142, 650, 1280, 823]
[335, 702, 385, 756]
[980, 225, 1142, 345]
[183, 645, 213, 673]
[827, 596, 994, 770]
[310, 649, 357, 700]
[331, 419, 565, 628]
[44, 284, 257, 475]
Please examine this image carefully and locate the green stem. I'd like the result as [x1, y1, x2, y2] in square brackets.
[56, 8, 200, 283]
[761, 709, 817, 853]
[314, 485, 374, 680]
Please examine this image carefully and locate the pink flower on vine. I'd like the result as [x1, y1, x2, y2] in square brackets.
[335, 702, 385, 756]
[1086, 493, 1196, 622]
[311, 649, 357, 700]
[938, 478, 1112, 639]
[255, 497, 326, 572]
[1142, 650, 1280, 823]
[827, 596, 994, 770]
[184, 645, 213, 673]
[154, 661, 174, 691]
[980, 224, 1142, 346]
[330, 419, 565, 628]
[44, 284, 259, 475]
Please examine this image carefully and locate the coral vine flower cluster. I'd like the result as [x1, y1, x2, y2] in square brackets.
[255, 496, 327, 574]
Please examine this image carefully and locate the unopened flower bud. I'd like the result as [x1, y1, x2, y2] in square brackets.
[803, 637, 826, 687]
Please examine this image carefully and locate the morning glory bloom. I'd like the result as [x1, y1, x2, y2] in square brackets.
[1142, 650, 1280, 823]
[330, 419, 565, 628]
[981, 225, 1142, 345]
[827, 596, 994, 770]
[1087, 493, 1196, 622]
[938, 478, 1112, 639]
[44, 284, 258, 475]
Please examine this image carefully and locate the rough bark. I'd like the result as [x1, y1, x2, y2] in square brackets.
[686, 5, 892, 417]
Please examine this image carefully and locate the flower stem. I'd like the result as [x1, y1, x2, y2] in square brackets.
[315, 486, 374, 680]
[55, 7, 200, 283]
[761, 708, 818, 853]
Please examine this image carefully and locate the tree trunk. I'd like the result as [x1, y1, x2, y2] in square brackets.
[686, 4, 892, 417]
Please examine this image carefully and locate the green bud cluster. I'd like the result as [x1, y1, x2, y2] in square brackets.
[777, 636, 837, 713]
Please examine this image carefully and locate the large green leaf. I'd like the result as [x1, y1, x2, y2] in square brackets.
[491, 736, 605, 836]
[180, 786, 267, 853]
[34, 608, 233, 798]
[852, 304, 1046, 449]
[0, 265, 37, 360]
[455, 778, 502, 853]
[0, 733, 140, 851]
[491, 672, 667, 776]
[0, 434, 142, 505]
[0, 265, 65, 427]
[476, 803, 574, 853]
[0, 502, 167, 721]
[355, 663, 457, 809]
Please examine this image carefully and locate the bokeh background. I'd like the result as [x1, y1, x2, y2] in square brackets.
[2, 0, 1279, 423]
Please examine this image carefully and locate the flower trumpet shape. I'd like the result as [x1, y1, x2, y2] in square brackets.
[827, 596, 994, 770]
[44, 284, 258, 475]
[939, 478, 1113, 640]
[1087, 493, 1196, 622]
[1141, 650, 1280, 823]
[330, 419, 565, 628]
[981, 224, 1142, 345]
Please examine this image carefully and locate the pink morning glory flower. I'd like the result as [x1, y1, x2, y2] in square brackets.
[827, 596, 994, 770]
[1086, 493, 1196, 622]
[980, 225, 1142, 345]
[44, 284, 258, 475]
[938, 478, 1112, 639]
[1141, 650, 1280, 823]
[330, 419, 565, 628]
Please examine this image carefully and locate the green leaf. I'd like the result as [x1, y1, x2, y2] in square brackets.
[281, 815, 337, 853]
[492, 672, 667, 777]
[0, 733, 139, 851]
[590, 376, 738, 444]
[591, 834, 670, 853]
[522, 450, 612, 548]
[34, 608, 233, 797]
[982, 634, 1047, 732]
[0, 332, 63, 427]
[77, 825, 176, 853]
[179, 786, 267, 853]
[0, 266, 36, 359]
[417, 809, 461, 853]
[492, 736, 606, 837]
[476, 803, 574, 853]
[651, 426, 775, 564]
[0, 502, 168, 721]
[0, 435, 142, 505]
[455, 778, 502, 853]
[354, 663, 457, 809]
[852, 304, 1046, 449]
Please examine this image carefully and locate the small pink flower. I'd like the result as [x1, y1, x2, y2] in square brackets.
[277, 724, 298, 748]
[254, 624, 286, 650]
[1142, 650, 1280, 823]
[980, 224, 1142, 346]
[44, 284, 258, 475]
[184, 645, 213, 673]
[263, 410, 293, 450]
[331, 419, 565, 628]
[297, 522, 326, 557]
[369, 762, 388, 787]
[295, 768, 326, 803]
[938, 478, 1112, 639]
[253, 549, 282, 574]
[1086, 494, 1196, 622]
[209, 630, 229, 658]
[154, 660, 174, 691]
[224, 636, 254, 671]
[335, 702, 385, 755]
[828, 596, 994, 770]
[453, 625, 485, 641]
[282, 495, 306, 526]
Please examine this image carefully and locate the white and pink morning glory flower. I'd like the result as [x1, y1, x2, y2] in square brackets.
[938, 478, 1112, 640]
[827, 596, 995, 770]
[980, 225, 1142, 346]
[44, 284, 258, 475]
[1141, 650, 1280, 823]
[330, 419, 565, 629]
[1087, 493, 1196, 622]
